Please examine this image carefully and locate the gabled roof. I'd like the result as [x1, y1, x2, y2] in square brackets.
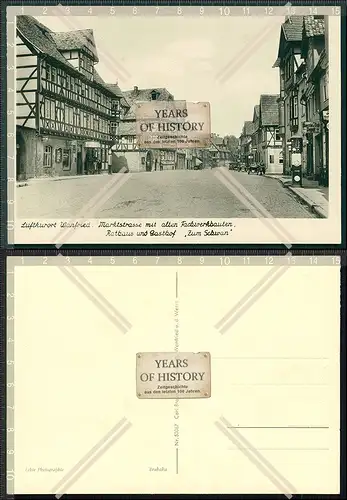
[16, 16, 120, 99]
[105, 83, 125, 99]
[118, 121, 136, 136]
[105, 84, 130, 110]
[259, 94, 279, 126]
[252, 105, 260, 131]
[16, 16, 74, 68]
[242, 121, 253, 137]
[274, 16, 304, 64]
[282, 16, 304, 42]
[303, 16, 325, 38]
[51, 29, 99, 62]
[121, 87, 174, 119]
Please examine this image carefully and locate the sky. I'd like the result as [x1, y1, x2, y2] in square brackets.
[36, 14, 285, 137]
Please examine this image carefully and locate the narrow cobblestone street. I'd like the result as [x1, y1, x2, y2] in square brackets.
[17, 168, 317, 219]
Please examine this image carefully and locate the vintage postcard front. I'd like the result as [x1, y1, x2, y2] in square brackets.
[8, 255, 341, 495]
[7, 5, 342, 245]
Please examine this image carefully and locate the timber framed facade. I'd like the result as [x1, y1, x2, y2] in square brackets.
[258, 94, 282, 174]
[108, 86, 185, 173]
[16, 15, 122, 180]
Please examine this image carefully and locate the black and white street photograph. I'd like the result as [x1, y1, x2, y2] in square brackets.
[7, 255, 341, 494]
[8, 5, 342, 244]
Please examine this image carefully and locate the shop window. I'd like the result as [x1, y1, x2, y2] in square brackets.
[62, 149, 71, 170]
[55, 148, 62, 163]
[43, 146, 52, 167]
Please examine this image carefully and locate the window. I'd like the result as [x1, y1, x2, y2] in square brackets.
[66, 105, 73, 125]
[279, 151, 283, 164]
[50, 100, 55, 119]
[44, 99, 51, 119]
[95, 91, 100, 109]
[269, 155, 274, 164]
[73, 108, 81, 127]
[293, 95, 298, 119]
[301, 101, 306, 117]
[285, 56, 292, 81]
[43, 146, 52, 167]
[46, 64, 51, 81]
[51, 67, 56, 83]
[151, 90, 158, 100]
[275, 128, 281, 141]
[60, 102, 65, 123]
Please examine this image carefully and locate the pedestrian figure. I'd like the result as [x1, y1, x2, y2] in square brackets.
[92, 155, 98, 175]
[97, 158, 102, 175]
[108, 151, 113, 175]
[259, 160, 266, 176]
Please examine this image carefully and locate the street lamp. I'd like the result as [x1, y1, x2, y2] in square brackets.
[289, 135, 303, 186]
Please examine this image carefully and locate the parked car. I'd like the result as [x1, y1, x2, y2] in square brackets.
[247, 162, 266, 175]
[247, 163, 260, 175]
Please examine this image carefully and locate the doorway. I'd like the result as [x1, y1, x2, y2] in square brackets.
[306, 135, 314, 177]
[145, 151, 153, 172]
[16, 132, 26, 181]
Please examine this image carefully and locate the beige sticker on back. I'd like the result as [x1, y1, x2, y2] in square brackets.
[136, 351, 211, 399]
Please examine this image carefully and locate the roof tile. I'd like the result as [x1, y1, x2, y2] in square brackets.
[282, 16, 304, 42]
[51, 29, 99, 62]
[243, 121, 253, 136]
[121, 87, 174, 119]
[16, 15, 121, 99]
[303, 16, 325, 38]
[259, 94, 279, 126]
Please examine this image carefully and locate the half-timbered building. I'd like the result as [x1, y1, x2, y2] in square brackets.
[16, 16, 122, 180]
[251, 105, 262, 163]
[273, 16, 305, 175]
[301, 16, 328, 186]
[239, 121, 253, 166]
[109, 85, 180, 172]
[258, 94, 282, 174]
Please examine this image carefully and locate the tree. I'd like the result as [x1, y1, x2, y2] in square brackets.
[224, 135, 239, 160]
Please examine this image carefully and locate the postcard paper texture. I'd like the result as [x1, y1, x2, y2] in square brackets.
[7, 6, 342, 245]
[8, 256, 340, 495]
